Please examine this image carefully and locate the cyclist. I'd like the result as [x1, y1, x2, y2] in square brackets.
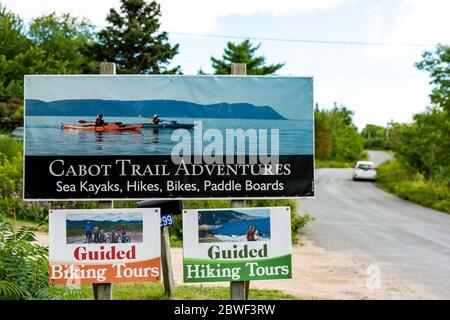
[84, 222, 92, 243]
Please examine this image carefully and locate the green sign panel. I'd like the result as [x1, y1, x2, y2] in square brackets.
[183, 207, 292, 282]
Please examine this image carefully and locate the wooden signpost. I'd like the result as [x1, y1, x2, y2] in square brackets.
[230, 63, 249, 301]
[92, 62, 116, 300]
[161, 225, 175, 297]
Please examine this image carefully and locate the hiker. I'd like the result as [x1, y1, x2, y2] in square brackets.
[151, 114, 161, 125]
[246, 225, 254, 241]
[95, 113, 105, 126]
[254, 227, 260, 241]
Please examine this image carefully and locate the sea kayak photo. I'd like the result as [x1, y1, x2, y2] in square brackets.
[140, 122, 195, 129]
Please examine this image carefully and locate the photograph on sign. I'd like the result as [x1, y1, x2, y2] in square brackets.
[66, 211, 143, 244]
[198, 208, 270, 243]
[183, 207, 292, 283]
[49, 208, 161, 284]
[24, 75, 314, 200]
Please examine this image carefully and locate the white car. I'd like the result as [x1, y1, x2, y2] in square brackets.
[352, 161, 376, 181]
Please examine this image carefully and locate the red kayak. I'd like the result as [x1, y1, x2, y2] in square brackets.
[63, 124, 143, 131]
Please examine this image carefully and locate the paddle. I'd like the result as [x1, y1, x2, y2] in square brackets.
[78, 120, 123, 126]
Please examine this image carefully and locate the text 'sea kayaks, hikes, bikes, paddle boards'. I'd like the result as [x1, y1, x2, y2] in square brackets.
[62, 124, 143, 131]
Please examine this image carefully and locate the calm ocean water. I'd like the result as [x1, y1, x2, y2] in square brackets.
[211, 218, 271, 240]
[25, 116, 313, 156]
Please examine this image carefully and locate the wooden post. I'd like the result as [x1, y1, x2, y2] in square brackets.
[231, 63, 246, 75]
[100, 62, 116, 75]
[230, 63, 249, 300]
[161, 225, 175, 297]
[92, 62, 116, 300]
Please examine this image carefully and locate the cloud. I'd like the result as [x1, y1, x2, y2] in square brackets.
[365, 0, 450, 59]
[1, 0, 345, 33]
[389, 0, 450, 44]
[158, 0, 345, 33]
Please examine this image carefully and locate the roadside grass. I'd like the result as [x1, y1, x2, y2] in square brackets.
[71, 283, 299, 300]
[3, 215, 48, 232]
[315, 159, 355, 169]
[377, 160, 450, 214]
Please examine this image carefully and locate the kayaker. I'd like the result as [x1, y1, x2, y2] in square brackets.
[151, 114, 161, 125]
[95, 113, 105, 127]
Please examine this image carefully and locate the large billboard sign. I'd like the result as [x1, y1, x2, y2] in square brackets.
[48, 208, 161, 284]
[24, 75, 314, 200]
[183, 207, 292, 283]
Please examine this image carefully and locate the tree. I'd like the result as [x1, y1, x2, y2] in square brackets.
[0, 5, 30, 103]
[0, 5, 30, 60]
[90, 0, 180, 74]
[28, 13, 98, 74]
[416, 44, 450, 112]
[361, 124, 388, 150]
[0, 8, 98, 105]
[391, 107, 450, 183]
[314, 105, 363, 162]
[314, 110, 332, 159]
[211, 39, 284, 75]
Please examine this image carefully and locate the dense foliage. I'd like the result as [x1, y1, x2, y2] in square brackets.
[0, 7, 97, 93]
[0, 217, 84, 299]
[377, 160, 450, 214]
[211, 39, 284, 75]
[416, 44, 450, 113]
[376, 45, 450, 213]
[389, 108, 450, 183]
[388, 45, 450, 186]
[361, 124, 389, 150]
[0, 5, 98, 122]
[314, 104, 364, 166]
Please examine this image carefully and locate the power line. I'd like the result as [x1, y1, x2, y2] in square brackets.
[167, 31, 435, 48]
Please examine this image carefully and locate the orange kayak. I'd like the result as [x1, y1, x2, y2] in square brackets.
[63, 124, 143, 131]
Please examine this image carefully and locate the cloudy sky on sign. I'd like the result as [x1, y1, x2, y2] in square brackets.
[4, 0, 450, 128]
[66, 211, 143, 222]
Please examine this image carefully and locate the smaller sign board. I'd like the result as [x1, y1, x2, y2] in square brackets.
[49, 208, 161, 284]
[160, 213, 174, 227]
[183, 207, 292, 283]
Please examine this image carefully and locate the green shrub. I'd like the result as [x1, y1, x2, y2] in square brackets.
[0, 217, 83, 299]
[377, 160, 450, 214]
[0, 136, 22, 162]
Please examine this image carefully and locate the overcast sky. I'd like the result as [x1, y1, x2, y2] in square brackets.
[3, 0, 450, 128]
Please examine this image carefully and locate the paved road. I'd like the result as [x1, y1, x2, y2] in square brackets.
[298, 150, 450, 299]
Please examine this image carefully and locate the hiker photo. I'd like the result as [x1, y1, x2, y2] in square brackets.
[66, 211, 143, 244]
[198, 208, 271, 243]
